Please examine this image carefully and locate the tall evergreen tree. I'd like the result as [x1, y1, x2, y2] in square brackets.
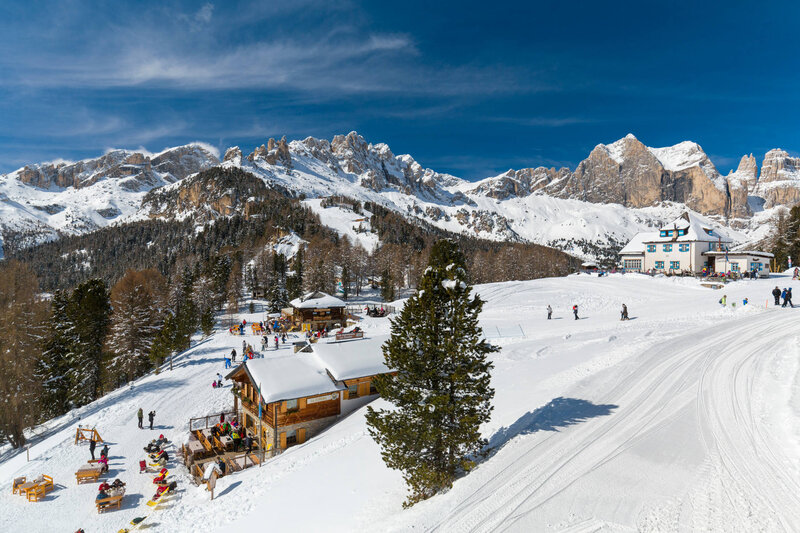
[366, 240, 497, 506]
[66, 279, 110, 405]
[35, 290, 73, 419]
[287, 248, 304, 300]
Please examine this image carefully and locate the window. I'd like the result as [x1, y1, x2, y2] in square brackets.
[663, 244, 672, 252]
[678, 229, 687, 236]
[752, 262, 762, 271]
[730, 263, 739, 272]
[624, 259, 642, 271]
[679, 244, 690, 252]
[286, 429, 297, 445]
[285, 399, 298, 412]
[655, 261, 664, 269]
[647, 244, 656, 253]
[369, 380, 378, 395]
[348, 384, 359, 399]
[660, 230, 669, 237]
[669, 261, 680, 270]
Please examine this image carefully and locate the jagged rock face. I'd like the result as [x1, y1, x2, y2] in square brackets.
[755, 149, 800, 208]
[469, 167, 570, 200]
[726, 155, 757, 219]
[473, 135, 731, 216]
[16, 146, 219, 191]
[223, 146, 242, 164]
[247, 137, 292, 168]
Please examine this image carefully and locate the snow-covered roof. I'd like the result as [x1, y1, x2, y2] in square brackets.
[239, 354, 344, 403]
[620, 232, 659, 255]
[289, 291, 346, 309]
[645, 213, 732, 243]
[311, 335, 391, 381]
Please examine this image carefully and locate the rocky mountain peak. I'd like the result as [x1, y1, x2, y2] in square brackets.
[755, 148, 800, 208]
[14, 144, 218, 191]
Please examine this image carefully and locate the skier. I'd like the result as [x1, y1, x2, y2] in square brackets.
[547, 305, 552, 320]
[148, 410, 155, 430]
[621, 304, 629, 320]
[573, 304, 579, 320]
[137, 408, 144, 429]
[89, 435, 97, 460]
[773, 286, 782, 306]
[786, 287, 794, 308]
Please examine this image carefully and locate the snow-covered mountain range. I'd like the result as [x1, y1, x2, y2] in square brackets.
[2, 132, 798, 260]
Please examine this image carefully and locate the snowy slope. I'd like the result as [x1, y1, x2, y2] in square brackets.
[3, 273, 800, 532]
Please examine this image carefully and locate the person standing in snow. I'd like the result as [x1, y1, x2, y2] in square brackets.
[719, 294, 727, 307]
[781, 288, 788, 307]
[547, 305, 552, 320]
[89, 435, 97, 460]
[786, 287, 794, 308]
[573, 305, 579, 320]
[621, 304, 629, 320]
[231, 348, 236, 362]
[242, 340, 246, 354]
[137, 408, 143, 429]
[773, 286, 782, 306]
[148, 411, 155, 430]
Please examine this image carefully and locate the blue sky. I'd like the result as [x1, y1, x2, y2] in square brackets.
[1, 0, 799, 178]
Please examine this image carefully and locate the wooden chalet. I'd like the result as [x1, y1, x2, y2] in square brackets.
[286, 291, 347, 331]
[226, 334, 391, 452]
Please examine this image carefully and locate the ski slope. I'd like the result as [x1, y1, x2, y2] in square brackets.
[1, 273, 800, 532]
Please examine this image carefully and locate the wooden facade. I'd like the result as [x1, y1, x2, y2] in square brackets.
[292, 306, 347, 330]
[342, 375, 378, 400]
[229, 365, 342, 451]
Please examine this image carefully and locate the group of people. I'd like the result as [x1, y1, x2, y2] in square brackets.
[212, 372, 224, 389]
[137, 408, 156, 430]
[261, 334, 287, 350]
[365, 305, 387, 317]
[210, 413, 253, 453]
[88, 438, 110, 473]
[772, 286, 795, 307]
[96, 478, 125, 505]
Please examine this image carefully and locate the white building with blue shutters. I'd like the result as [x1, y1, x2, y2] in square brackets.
[620, 213, 739, 274]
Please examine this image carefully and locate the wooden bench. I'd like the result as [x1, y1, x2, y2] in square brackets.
[27, 484, 47, 502]
[95, 494, 123, 513]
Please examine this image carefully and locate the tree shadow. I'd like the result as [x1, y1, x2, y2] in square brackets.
[482, 397, 617, 461]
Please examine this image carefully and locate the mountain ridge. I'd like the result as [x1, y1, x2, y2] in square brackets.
[0, 132, 794, 260]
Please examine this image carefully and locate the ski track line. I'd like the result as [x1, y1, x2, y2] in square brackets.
[429, 312, 799, 533]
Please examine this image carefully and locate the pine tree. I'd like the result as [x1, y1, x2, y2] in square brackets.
[287, 248, 304, 300]
[35, 291, 73, 419]
[66, 279, 110, 406]
[341, 265, 351, 300]
[366, 240, 497, 506]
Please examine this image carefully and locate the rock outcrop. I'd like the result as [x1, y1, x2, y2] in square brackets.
[16, 145, 219, 191]
[754, 149, 800, 208]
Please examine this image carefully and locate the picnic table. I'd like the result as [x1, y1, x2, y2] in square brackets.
[219, 435, 233, 450]
[187, 440, 205, 456]
[76, 464, 103, 484]
[15, 475, 54, 501]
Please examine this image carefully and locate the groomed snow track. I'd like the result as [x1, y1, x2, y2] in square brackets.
[424, 312, 800, 532]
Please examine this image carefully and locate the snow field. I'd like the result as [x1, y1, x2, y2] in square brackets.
[1, 273, 799, 532]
